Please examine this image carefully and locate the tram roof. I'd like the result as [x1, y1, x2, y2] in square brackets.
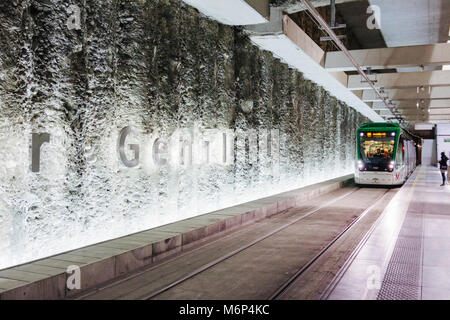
[359, 123, 401, 131]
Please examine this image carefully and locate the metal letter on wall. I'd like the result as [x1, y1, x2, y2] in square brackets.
[31, 133, 50, 173]
[153, 138, 168, 166]
[118, 126, 140, 167]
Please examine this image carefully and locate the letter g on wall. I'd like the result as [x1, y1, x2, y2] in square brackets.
[118, 126, 140, 168]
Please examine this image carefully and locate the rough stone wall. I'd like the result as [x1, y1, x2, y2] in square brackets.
[0, 0, 368, 269]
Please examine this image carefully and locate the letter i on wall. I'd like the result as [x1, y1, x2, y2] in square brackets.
[31, 133, 50, 173]
[222, 129, 234, 166]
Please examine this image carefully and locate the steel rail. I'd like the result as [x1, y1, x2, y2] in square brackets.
[75, 187, 360, 300]
[269, 188, 392, 300]
[78, 187, 391, 301]
[138, 188, 360, 300]
[320, 165, 422, 300]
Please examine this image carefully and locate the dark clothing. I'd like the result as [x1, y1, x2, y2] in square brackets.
[439, 155, 448, 169]
[439, 154, 448, 185]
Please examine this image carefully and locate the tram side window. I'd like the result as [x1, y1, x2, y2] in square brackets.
[396, 139, 404, 165]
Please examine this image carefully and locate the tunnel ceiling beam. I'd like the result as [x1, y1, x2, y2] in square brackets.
[347, 70, 450, 90]
[362, 86, 450, 102]
[402, 108, 450, 116]
[372, 102, 389, 111]
[182, 0, 269, 25]
[379, 110, 394, 116]
[280, 0, 362, 14]
[417, 120, 450, 124]
[421, 115, 450, 121]
[325, 43, 450, 72]
[373, 99, 450, 110]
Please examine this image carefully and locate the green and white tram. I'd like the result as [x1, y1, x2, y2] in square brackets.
[355, 123, 417, 186]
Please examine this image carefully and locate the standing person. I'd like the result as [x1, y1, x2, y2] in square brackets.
[447, 153, 450, 184]
[439, 152, 449, 186]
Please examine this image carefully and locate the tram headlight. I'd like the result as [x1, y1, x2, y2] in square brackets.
[358, 160, 364, 171]
[388, 161, 395, 171]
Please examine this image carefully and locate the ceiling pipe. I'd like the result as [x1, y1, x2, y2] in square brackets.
[300, 0, 403, 123]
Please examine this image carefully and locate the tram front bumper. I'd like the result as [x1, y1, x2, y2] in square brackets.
[355, 171, 402, 185]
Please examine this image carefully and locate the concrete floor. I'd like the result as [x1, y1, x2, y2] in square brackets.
[328, 165, 450, 300]
[76, 185, 394, 300]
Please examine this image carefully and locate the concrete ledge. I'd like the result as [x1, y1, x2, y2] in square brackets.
[0, 175, 353, 299]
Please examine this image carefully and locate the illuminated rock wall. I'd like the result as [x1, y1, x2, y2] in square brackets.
[0, 0, 368, 269]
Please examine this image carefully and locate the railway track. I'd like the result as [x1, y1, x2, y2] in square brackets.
[75, 186, 394, 300]
[271, 188, 392, 300]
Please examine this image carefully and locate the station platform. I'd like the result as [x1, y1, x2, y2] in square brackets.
[326, 165, 450, 300]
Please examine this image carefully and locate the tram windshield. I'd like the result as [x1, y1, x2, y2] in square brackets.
[359, 132, 396, 164]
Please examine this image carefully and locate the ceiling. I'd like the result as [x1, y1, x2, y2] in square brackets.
[368, 0, 450, 46]
[329, 0, 450, 125]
